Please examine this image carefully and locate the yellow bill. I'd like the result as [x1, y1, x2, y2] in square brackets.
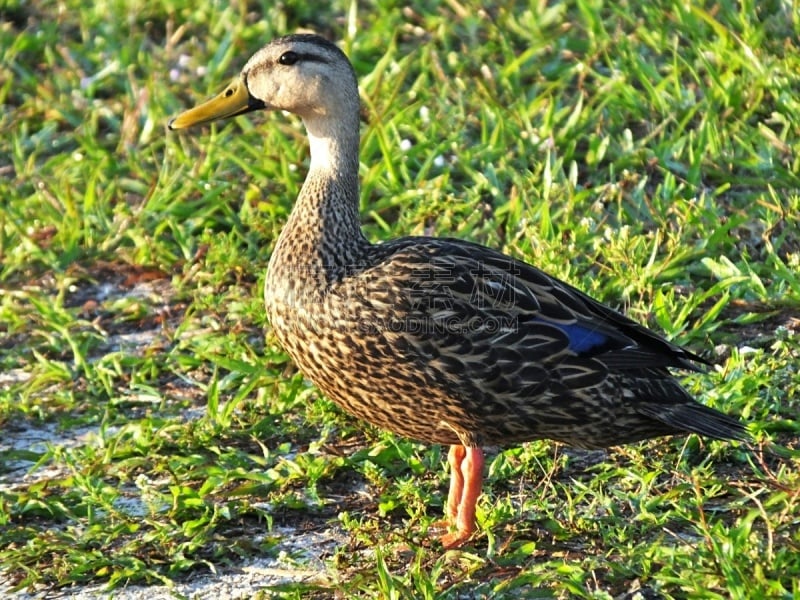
[169, 77, 265, 130]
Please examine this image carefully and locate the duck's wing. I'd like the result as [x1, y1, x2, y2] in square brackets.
[363, 236, 705, 374]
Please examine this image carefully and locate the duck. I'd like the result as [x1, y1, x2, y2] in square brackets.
[169, 33, 747, 548]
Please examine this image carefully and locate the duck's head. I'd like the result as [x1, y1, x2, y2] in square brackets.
[169, 34, 359, 131]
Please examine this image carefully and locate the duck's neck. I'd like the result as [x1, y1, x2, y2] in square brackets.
[270, 113, 369, 278]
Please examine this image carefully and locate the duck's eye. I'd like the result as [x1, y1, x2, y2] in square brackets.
[279, 51, 299, 65]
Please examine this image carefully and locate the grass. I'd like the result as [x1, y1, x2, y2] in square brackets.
[1, 0, 799, 597]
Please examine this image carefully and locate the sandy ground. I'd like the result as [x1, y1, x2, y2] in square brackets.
[0, 394, 352, 599]
[1, 419, 340, 599]
[0, 530, 339, 599]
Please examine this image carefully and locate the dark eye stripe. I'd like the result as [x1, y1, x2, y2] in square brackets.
[278, 51, 329, 66]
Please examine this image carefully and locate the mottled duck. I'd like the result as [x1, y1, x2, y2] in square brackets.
[170, 34, 747, 548]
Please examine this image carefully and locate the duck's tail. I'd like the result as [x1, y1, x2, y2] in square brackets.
[639, 401, 749, 442]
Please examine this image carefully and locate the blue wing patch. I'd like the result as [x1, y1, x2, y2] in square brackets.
[535, 319, 611, 353]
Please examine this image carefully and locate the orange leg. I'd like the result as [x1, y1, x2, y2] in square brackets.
[440, 444, 485, 548]
[444, 445, 466, 522]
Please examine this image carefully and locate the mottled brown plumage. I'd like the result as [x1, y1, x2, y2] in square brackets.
[170, 34, 747, 548]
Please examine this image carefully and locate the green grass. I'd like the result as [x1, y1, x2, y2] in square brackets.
[1, 0, 799, 597]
